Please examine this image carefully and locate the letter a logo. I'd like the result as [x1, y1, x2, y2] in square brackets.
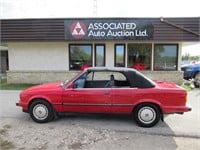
[70, 21, 87, 39]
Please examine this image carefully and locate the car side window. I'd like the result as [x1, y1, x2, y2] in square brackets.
[85, 71, 112, 88]
[113, 72, 126, 81]
[86, 72, 94, 81]
[74, 73, 87, 88]
[112, 72, 130, 88]
[93, 72, 110, 81]
[84, 71, 130, 88]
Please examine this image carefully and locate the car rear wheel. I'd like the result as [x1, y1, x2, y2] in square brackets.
[134, 103, 161, 127]
[194, 72, 200, 88]
[29, 100, 55, 123]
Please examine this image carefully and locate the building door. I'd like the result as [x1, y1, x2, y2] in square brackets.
[0, 51, 9, 73]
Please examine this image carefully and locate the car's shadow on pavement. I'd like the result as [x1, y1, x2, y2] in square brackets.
[51, 113, 178, 149]
[0, 114, 178, 150]
[56, 113, 176, 136]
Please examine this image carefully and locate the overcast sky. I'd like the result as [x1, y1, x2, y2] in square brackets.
[1, 0, 200, 18]
[0, 0, 199, 56]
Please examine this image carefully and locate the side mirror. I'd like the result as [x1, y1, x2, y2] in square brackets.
[60, 82, 64, 87]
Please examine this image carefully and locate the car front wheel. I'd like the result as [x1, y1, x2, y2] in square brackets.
[29, 100, 55, 123]
[134, 103, 161, 127]
[194, 72, 200, 88]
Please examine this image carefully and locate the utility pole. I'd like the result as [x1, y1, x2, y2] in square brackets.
[93, 0, 97, 17]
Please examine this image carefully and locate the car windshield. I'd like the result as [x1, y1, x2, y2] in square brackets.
[61, 72, 83, 87]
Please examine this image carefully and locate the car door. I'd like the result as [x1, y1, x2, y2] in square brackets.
[110, 72, 136, 113]
[62, 71, 112, 113]
[111, 88, 136, 113]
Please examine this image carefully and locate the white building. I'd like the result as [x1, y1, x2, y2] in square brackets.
[1, 17, 199, 84]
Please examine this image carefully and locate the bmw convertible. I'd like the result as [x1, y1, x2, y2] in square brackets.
[16, 67, 191, 127]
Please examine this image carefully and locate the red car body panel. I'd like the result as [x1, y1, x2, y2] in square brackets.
[17, 68, 191, 117]
[62, 88, 111, 113]
[19, 82, 63, 112]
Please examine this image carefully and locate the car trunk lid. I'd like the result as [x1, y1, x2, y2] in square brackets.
[155, 80, 181, 89]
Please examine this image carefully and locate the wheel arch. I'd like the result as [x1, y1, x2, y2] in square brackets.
[28, 97, 54, 113]
[132, 101, 163, 120]
[28, 98, 57, 123]
[193, 71, 200, 88]
[194, 71, 200, 77]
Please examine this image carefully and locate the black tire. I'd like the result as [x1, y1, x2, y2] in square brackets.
[134, 103, 161, 127]
[194, 72, 200, 88]
[29, 100, 55, 123]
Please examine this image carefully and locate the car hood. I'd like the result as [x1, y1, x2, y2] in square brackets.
[22, 82, 62, 94]
[181, 64, 200, 68]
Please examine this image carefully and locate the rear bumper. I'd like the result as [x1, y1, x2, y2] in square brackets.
[163, 105, 192, 114]
[187, 106, 192, 111]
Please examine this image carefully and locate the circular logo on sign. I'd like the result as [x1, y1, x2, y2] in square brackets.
[70, 21, 87, 39]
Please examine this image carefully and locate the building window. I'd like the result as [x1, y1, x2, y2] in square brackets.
[95, 44, 105, 67]
[154, 44, 178, 71]
[69, 44, 92, 70]
[128, 44, 151, 70]
[115, 44, 125, 67]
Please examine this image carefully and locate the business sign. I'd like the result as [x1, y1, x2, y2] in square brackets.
[64, 19, 154, 41]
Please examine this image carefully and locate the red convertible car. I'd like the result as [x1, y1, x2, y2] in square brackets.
[16, 67, 191, 127]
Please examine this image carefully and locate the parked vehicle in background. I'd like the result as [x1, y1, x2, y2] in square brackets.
[181, 62, 200, 88]
[131, 63, 148, 70]
[16, 67, 191, 127]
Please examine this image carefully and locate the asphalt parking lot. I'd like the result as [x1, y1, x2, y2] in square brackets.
[0, 89, 200, 150]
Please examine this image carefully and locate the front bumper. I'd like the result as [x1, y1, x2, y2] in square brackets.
[183, 71, 194, 80]
[16, 101, 29, 113]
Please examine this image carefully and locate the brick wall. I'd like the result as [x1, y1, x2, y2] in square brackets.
[7, 70, 184, 85]
[141, 71, 184, 84]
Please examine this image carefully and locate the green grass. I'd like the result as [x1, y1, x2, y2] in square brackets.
[0, 138, 15, 150]
[0, 76, 36, 90]
[0, 125, 15, 150]
[181, 83, 193, 91]
[0, 129, 7, 136]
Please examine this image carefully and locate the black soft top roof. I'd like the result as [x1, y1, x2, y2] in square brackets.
[85, 67, 155, 88]
[86, 67, 136, 72]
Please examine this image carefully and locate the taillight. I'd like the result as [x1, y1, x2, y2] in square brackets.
[185, 92, 188, 102]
